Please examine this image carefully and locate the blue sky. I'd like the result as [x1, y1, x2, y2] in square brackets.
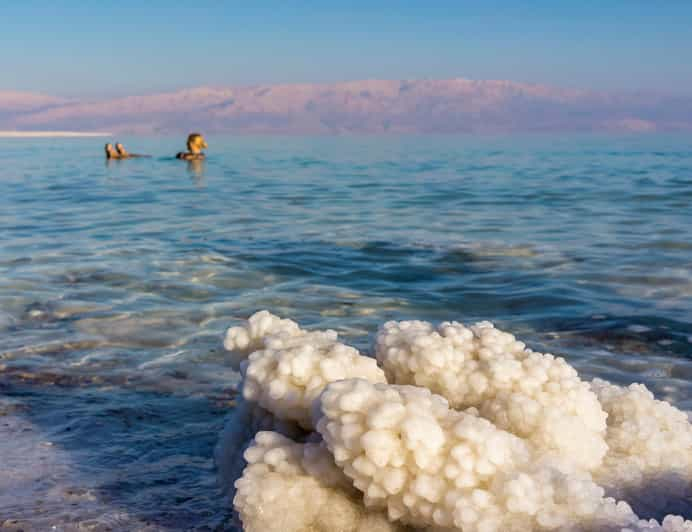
[2, 1, 690, 97]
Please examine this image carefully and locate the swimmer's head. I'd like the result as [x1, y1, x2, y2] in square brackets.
[186, 133, 208, 154]
[115, 143, 129, 156]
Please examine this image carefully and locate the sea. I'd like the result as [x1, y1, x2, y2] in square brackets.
[1, 134, 691, 530]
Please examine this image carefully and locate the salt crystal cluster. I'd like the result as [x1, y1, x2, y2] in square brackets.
[592, 379, 692, 517]
[375, 320, 608, 470]
[219, 311, 692, 532]
[233, 430, 410, 532]
[214, 398, 304, 496]
[237, 316, 387, 429]
[223, 310, 301, 369]
[316, 378, 626, 532]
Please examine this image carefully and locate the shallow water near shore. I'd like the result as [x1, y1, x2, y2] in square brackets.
[1, 134, 692, 530]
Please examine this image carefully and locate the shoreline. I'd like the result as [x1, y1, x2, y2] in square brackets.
[0, 131, 111, 138]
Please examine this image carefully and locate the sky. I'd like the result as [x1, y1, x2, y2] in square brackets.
[1, 1, 691, 98]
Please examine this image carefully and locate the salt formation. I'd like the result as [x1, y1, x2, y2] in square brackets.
[316, 378, 631, 531]
[220, 311, 692, 532]
[592, 379, 692, 517]
[375, 320, 608, 470]
[228, 311, 387, 429]
[223, 310, 301, 368]
[234, 431, 411, 532]
[214, 398, 304, 496]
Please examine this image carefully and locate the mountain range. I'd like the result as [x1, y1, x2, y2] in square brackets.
[2, 79, 691, 134]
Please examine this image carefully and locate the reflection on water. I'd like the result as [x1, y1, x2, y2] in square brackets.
[1, 134, 692, 529]
[187, 159, 206, 181]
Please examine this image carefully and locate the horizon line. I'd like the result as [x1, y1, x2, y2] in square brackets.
[0, 131, 112, 138]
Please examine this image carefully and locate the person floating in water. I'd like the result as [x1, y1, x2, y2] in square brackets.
[104, 143, 120, 159]
[115, 142, 150, 158]
[104, 142, 149, 159]
[176, 133, 208, 160]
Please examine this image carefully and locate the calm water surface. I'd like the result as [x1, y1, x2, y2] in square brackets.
[1, 135, 692, 530]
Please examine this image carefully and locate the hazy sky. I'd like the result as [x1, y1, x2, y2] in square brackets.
[2, 1, 690, 98]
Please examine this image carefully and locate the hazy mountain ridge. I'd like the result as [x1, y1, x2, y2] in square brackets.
[2, 79, 691, 134]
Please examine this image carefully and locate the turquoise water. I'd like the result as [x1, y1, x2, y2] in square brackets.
[1, 134, 692, 529]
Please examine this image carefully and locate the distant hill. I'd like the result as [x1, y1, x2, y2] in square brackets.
[2, 79, 691, 134]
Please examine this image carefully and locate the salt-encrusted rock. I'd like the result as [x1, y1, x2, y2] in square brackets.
[315, 378, 634, 531]
[215, 398, 305, 496]
[234, 314, 387, 429]
[375, 320, 608, 470]
[592, 379, 692, 518]
[222, 311, 692, 532]
[224, 311, 301, 369]
[579, 510, 692, 532]
[234, 431, 412, 532]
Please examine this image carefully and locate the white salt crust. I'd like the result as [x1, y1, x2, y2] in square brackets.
[223, 310, 301, 369]
[233, 431, 412, 532]
[214, 398, 304, 497]
[375, 320, 607, 470]
[316, 378, 636, 532]
[228, 311, 387, 429]
[221, 312, 692, 532]
[592, 379, 692, 518]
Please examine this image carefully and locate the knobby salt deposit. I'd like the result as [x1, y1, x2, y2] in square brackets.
[217, 311, 692, 532]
